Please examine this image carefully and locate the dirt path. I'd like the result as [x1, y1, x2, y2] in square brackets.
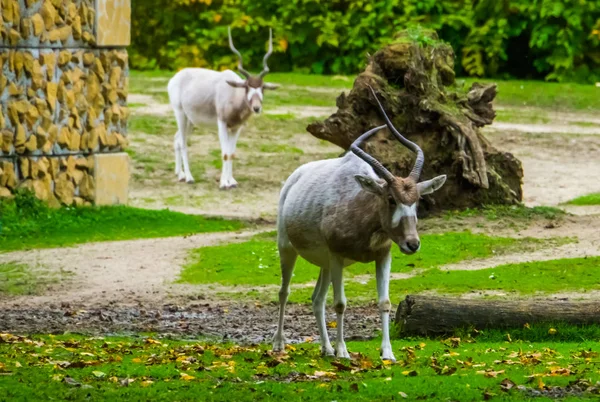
[0, 228, 271, 310]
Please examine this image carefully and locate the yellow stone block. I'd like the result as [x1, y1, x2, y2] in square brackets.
[20, 158, 31, 178]
[21, 18, 32, 39]
[1, 131, 12, 153]
[25, 134, 37, 152]
[46, 82, 58, 111]
[57, 126, 70, 147]
[41, 1, 57, 30]
[58, 49, 71, 65]
[31, 60, 45, 90]
[8, 29, 21, 46]
[96, 0, 130, 46]
[82, 52, 95, 66]
[72, 15, 82, 39]
[15, 124, 26, 147]
[8, 82, 23, 96]
[31, 14, 44, 36]
[40, 52, 56, 80]
[93, 153, 129, 205]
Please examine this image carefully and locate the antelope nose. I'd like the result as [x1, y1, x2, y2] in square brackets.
[406, 240, 420, 252]
[253, 106, 261, 113]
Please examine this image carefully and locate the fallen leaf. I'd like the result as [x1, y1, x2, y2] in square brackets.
[92, 370, 106, 378]
[402, 370, 418, 377]
[180, 372, 195, 381]
[500, 378, 516, 391]
[63, 377, 81, 387]
[548, 328, 557, 335]
[14, 362, 22, 368]
[327, 321, 337, 329]
[141, 380, 154, 387]
[399, 391, 408, 398]
[477, 369, 505, 378]
[120, 378, 135, 387]
[331, 361, 351, 371]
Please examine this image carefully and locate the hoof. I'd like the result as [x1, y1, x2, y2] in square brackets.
[186, 179, 195, 184]
[178, 178, 186, 183]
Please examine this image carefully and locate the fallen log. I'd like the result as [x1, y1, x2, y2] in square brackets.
[395, 295, 600, 336]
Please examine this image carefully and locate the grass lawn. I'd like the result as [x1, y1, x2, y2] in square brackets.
[1, 331, 599, 401]
[130, 70, 600, 112]
[563, 193, 600, 206]
[0, 192, 247, 252]
[180, 231, 562, 287]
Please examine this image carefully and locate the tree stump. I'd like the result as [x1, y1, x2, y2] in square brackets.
[395, 295, 600, 336]
[307, 28, 523, 214]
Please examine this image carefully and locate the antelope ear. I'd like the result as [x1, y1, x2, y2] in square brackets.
[226, 80, 247, 88]
[417, 175, 447, 196]
[354, 175, 387, 196]
[263, 82, 280, 90]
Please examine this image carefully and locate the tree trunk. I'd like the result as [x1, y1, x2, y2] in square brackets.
[306, 28, 523, 215]
[395, 295, 600, 336]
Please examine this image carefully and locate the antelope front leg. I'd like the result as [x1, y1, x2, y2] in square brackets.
[376, 252, 396, 362]
[330, 256, 350, 359]
[227, 126, 243, 188]
[217, 120, 231, 189]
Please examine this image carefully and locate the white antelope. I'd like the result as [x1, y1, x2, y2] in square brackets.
[272, 87, 447, 361]
[167, 28, 279, 189]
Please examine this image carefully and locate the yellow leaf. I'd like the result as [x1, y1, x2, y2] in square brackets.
[92, 371, 106, 378]
[14, 361, 22, 368]
[51, 374, 63, 381]
[180, 372, 195, 381]
[132, 358, 142, 363]
[548, 328, 557, 335]
[145, 338, 161, 345]
[141, 380, 154, 387]
[108, 376, 118, 383]
[327, 321, 337, 329]
[382, 360, 393, 366]
[213, 14, 222, 23]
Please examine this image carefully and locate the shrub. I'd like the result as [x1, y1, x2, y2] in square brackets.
[131, 0, 600, 83]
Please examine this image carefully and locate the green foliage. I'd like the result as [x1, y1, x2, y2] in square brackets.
[0, 191, 246, 252]
[1, 333, 600, 401]
[131, 1, 600, 83]
[179, 231, 555, 286]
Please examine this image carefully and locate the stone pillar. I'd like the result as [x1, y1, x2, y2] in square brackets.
[0, 0, 130, 206]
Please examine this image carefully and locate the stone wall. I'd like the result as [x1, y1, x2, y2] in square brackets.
[0, 0, 130, 205]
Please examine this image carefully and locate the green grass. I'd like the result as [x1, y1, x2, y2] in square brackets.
[495, 109, 551, 124]
[563, 193, 600, 206]
[179, 231, 561, 287]
[0, 262, 41, 295]
[462, 78, 600, 111]
[129, 71, 599, 113]
[259, 143, 304, 154]
[443, 205, 565, 222]
[129, 115, 176, 135]
[1, 332, 599, 401]
[0, 191, 246, 252]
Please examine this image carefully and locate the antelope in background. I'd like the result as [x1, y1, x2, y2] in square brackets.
[272, 87, 447, 361]
[167, 28, 279, 189]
